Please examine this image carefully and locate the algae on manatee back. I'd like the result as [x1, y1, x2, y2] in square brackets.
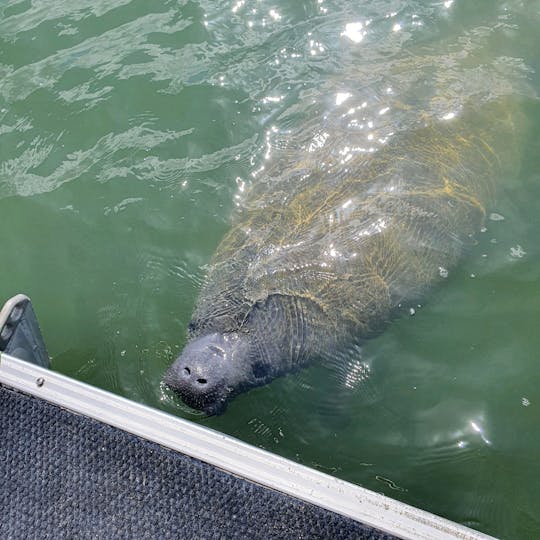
[164, 0, 534, 413]
[164, 92, 527, 415]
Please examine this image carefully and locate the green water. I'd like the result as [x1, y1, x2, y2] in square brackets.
[1, 1, 539, 537]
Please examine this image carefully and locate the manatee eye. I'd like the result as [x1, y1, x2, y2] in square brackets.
[252, 362, 269, 379]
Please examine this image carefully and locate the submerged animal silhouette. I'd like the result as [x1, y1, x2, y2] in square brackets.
[164, 99, 521, 415]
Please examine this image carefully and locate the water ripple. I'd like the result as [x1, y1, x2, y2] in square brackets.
[0, 3, 539, 539]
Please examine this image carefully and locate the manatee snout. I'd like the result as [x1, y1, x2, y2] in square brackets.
[164, 332, 251, 415]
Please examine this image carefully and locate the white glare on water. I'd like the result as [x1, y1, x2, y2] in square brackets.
[335, 92, 352, 106]
[341, 22, 366, 43]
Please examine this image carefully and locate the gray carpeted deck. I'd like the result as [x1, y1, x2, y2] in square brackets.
[0, 385, 399, 539]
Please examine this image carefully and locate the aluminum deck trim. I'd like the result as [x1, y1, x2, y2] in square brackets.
[0, 294, 29, 332]
[0, 353, 496, 540]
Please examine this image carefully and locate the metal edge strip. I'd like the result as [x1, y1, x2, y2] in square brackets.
[0, 293, 29, 332]
[0, 353, 495, 540]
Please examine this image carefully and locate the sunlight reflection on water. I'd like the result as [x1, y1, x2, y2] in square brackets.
[0, 1, 539, 538]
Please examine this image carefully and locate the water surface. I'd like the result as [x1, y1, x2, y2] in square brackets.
[1, 1, 539, 537]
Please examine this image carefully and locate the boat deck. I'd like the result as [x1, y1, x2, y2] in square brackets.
[0, 383, 395, 539]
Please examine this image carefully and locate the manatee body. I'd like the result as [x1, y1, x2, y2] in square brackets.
[165, 100, 521, 414]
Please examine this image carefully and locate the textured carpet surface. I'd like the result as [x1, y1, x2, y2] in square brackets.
[0, 385, 399, 539]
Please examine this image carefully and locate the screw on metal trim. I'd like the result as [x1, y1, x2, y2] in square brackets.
[36, 377, 45, 387]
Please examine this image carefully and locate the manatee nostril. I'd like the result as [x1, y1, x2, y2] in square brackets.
[197, 378, 207, 385]
[183, 367, 191, 376]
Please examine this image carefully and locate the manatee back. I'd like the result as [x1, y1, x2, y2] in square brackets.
[191, 98, 524, 339]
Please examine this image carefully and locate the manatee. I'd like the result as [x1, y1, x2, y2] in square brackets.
[164, 98, 523, 415]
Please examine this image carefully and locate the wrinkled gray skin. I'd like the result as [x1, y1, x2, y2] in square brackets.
[164, 294, 325, 414]
[164, 98, 521, 415]
[164, 332, 252, 415]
